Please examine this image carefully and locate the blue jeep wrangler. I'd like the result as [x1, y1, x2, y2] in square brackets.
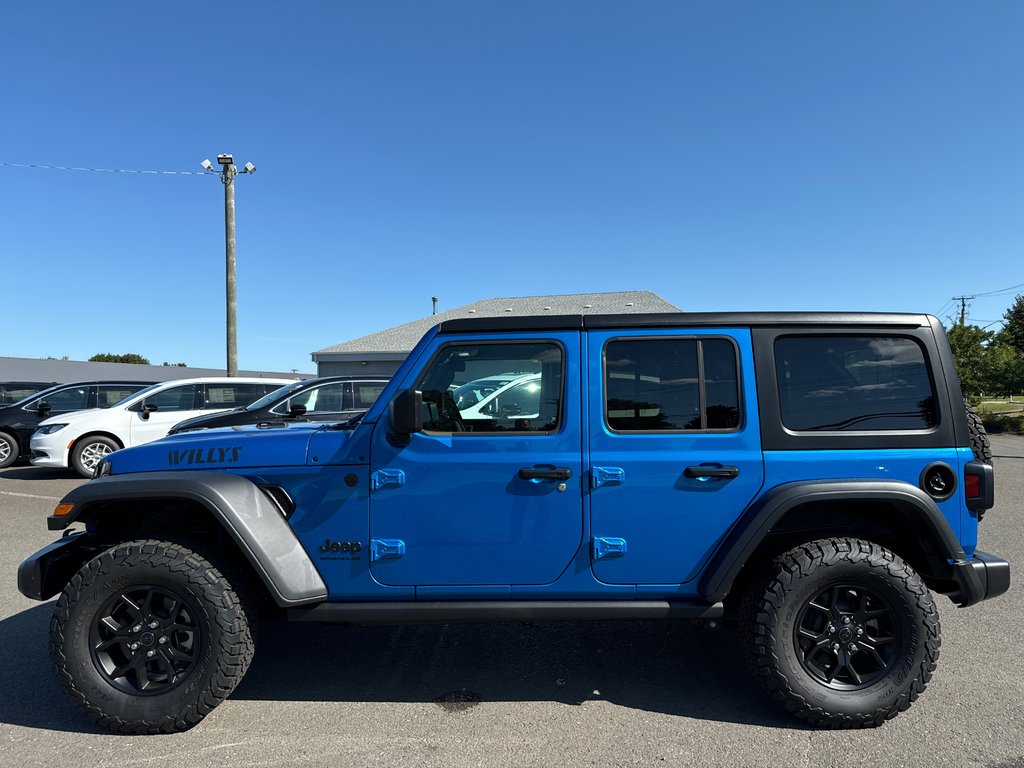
[18, 312, 1009, 733]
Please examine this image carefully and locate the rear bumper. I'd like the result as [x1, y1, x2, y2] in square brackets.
[949, 551, 1011, 607]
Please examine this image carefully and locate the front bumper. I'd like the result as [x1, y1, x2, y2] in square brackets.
[17, 531, 103, 601]
[950, 551, 1011, 607]
[29, 432, 69, 468]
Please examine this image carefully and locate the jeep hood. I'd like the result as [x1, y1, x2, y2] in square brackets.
[105, 422, 341, 474]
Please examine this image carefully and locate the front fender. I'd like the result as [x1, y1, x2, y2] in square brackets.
[45, 471, 328, 607]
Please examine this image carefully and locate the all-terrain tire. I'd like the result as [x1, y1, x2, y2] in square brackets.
[741, 537, 940, 728]
[49, 539, 256, 734]
[965, 401, 993, 464]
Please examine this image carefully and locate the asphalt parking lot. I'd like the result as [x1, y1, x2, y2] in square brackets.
[1, 439, 1022, 768]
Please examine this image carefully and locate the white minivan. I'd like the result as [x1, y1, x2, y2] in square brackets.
[31, 377, 292, 477]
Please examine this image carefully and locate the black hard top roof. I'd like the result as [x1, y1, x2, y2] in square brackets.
[437, 312, 934, 334]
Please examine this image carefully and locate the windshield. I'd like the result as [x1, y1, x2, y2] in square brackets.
[244, 380, 309, 411]
[11, 382, 68, 408]
[109, 382, 163, 407]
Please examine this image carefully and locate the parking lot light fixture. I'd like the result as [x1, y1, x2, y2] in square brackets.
[203, 152, 255, 376]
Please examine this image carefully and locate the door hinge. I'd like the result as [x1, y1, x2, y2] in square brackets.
[593, 537, 628, 559]
[371, 469, 406, 490]
[370, 539, 406, 561]
[590, 466, 625, 489]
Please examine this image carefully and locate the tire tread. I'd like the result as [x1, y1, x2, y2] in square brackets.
[49, 539, 255, 734]
[741, 536, 940, 729]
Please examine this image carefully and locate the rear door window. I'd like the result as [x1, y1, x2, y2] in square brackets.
[604, 337, 740, 432]
[774, 336, 936, 431]
[204, 383, 262, 409]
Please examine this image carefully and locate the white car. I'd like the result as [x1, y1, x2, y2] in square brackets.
[31, 376, 292, 477]
[457, 373, 542, 421]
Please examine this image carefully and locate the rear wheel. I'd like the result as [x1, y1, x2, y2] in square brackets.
[70, 435, 119, 477]
[0, 432, 18, 468]
[742, 537, 940, 728]
[49, 540, 256, 733]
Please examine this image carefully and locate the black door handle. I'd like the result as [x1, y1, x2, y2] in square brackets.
[518, 467, 572, 481]
[684, 465, 739, 479]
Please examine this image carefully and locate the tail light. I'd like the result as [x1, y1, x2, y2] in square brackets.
[964, 461, 994, 518]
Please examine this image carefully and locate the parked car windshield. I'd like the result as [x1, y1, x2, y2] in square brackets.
[244, 380, 308, 411]
[452, 373, 529, 410]
[109, 383, 163, 407]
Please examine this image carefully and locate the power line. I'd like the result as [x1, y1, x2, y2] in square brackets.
[974, 281, 1024, 297]
[0, 161, 207, 176]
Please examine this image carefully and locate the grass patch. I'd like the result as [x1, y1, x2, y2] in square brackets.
[976, 398, 1024, 415]
[982, 412, 1024, 434]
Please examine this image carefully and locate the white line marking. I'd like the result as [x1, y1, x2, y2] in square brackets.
[0, 490, 60, 501]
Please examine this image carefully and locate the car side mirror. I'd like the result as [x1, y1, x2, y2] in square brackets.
[390, 389, 423, 436]
[37, 402, 51, 416]
[141, 402, 157, 420]
[289, 404, 308, 418]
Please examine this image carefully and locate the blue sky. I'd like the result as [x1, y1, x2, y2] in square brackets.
[1, 2, 1021, 373]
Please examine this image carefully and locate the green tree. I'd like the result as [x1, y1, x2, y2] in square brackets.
[89, 353, 151, 365]
[984, 343, 1024, 397]
[946, 324, 993, 398]
[998, 294, 1024, 354]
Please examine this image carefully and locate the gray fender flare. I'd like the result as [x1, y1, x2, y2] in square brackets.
[699, 479, 966, 603]
[51, 471, 328, 607]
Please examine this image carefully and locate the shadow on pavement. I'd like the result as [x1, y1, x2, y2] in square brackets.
[234, 618, 802, 728]
[0, 466, 81, 481]
[0, 603, 107, 734]
[0, 606, 800, 733]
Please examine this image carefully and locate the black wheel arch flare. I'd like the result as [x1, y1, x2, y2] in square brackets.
[44, 471, 327, 607]
[700, 479, 967, 604]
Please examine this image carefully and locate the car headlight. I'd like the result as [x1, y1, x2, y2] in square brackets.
[92, 459, 112, 479]
[36, 423, 68, 435]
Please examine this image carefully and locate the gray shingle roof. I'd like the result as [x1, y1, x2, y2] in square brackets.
[0, 357, 307, 385]
[314, 291, 680, 357]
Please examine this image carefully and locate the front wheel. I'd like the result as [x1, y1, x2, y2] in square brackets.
[743, 537, 940, 728]
[0, 432, 18, 468]
[49, 540, 256, 733]
[70, 435, 119, 477]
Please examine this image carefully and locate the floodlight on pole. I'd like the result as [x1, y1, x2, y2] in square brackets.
[201, 152, 255, 376]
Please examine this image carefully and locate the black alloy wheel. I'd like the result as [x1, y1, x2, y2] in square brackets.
[88, 585, 203, 695]
[742, 537, 941, 728]
[50, 540, 256, 734]
[793, 583, 901, 690]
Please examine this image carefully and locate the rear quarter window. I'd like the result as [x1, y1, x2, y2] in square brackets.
[774, 336, 936, 432]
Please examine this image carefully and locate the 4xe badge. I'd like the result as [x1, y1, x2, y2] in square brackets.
[318, 539, 362, 561]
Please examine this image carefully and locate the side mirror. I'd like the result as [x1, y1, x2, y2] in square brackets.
[390, 389, 423, 436]
[141, 402, 158, 420]
[289, 404, 308, 418]
[37, 402, 51, 416]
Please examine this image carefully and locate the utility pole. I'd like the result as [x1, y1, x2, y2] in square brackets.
[952, 295, 975, 326]
[202, 154, 256, 376]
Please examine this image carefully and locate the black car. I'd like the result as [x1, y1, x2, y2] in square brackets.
[168, 376, 389, 434]
[0, 381, 57, 406]
[0, 380, 153, 468]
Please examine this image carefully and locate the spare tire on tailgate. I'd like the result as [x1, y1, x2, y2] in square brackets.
[965, 400, 993, 463]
